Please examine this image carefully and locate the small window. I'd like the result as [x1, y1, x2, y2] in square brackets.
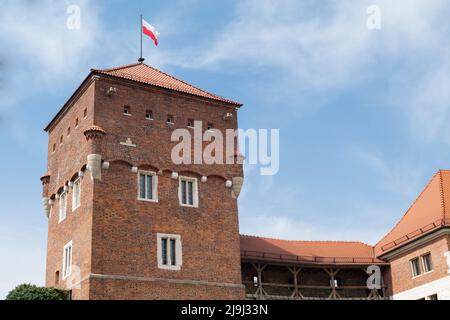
[55, 271, 60, 286]
[75, 118, 79, 127]
[157, 233, 182, 270]
[207, 123, 214, 130]
[62, 241, 73, 279]
[67, 127, 71, 136]
[422, 253, 433, 273]
[411, 257, 422, 277]
[330, 279, 339, 288]
[179, 176, 198, 207]
[167, 115, 174, 124]
[83, 108, 87, 118]
[428, 294, 438, 300]
[72, 178, 81, 211]
[52, 144, 56, 152]
[138, 171, 158, 201]
[123, 106, 131, 115]
[145, 110, 153, 120]
[187, 119, 194, 128]
[60, 135, 63, 145]
[253, 276, 259, 287]
[59, 191, 67, 222]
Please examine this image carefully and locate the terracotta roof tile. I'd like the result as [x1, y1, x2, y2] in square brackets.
[375, 170, 450, 256]
[92, 63, 241, 106]
[240, 235, 385, 265]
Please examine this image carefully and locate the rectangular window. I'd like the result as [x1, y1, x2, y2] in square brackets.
[157, 234, 182, 270]
[179, 176, 198, 207]
[167, 115, 174, 124]
[422, 253, 433, 273]
[145, 110, 153, 120]
[428, 294, 438, 300]
[411, 257, 422, 277]
[62, 241, 72, 279]
[161, 238, 168, 265]
[138, 171, 158, 202]
[187, 119, 194, 128]
[170, 239, 176, 266]
[207, 123, 214, 130]
[59, 191, 67, 222]
[72, 178, 81, 211]
[123, 106, 131, 115]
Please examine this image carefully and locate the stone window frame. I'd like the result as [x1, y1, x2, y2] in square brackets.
[410, 257, 422, 278]
[59, 191, 68, 223]
[156, 233, 182, 271]
[137, 170, 158, 203]
[72, 177, 81, 211]
[420, 252, 433, 274]
[62, 240, 73, 279]
[178, 176, 198, 208]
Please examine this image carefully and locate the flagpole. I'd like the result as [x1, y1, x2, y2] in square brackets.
[138, 14, 145, 63]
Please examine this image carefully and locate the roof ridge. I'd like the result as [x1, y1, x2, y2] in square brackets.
[91, 62, 142, 73]
[142, 63, 228, 102]
[374, 170, 441, 247]
[240, 234, 372, 246]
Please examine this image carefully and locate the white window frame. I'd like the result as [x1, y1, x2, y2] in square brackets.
[72, 178, 81, 211]
[421, 253, 433, 274]
[178, 176, 198, 208]
[137, 170, 158, 202]
[157, 233, 182, 271]
[59, 191, 67, 223]
[410, 257, 422, 278]
[62, 241, 73, 279]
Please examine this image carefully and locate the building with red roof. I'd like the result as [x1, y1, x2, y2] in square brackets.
[41, 62, 450, 300]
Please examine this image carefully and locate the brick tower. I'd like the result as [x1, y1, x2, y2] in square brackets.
[41, 63, 245, 299]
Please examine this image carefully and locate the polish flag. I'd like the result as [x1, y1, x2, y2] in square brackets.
[142, 18, 159, 46]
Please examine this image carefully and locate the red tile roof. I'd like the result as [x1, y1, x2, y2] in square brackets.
[375, 170, 450, 256]
[91, 63, 242, 106]
[240, 235, 385, 265]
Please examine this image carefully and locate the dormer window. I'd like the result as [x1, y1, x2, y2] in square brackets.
[146, 110, 153, 120]
[167, 115, 174, 124]
[123, 106, 131, 116]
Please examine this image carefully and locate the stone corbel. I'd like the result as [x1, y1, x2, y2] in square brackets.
[42, 197, 50, 218]
[231, 177, 244, 199]
[87, 154, 102, 180]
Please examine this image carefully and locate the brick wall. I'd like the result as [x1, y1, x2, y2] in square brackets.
[388, 235, 450, 296]
[44, 73, 245, 300]
[45, 81, 96, 299]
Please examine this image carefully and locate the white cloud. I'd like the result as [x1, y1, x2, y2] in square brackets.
[162, 0, 450, 142]
[0, 0, 101, 81]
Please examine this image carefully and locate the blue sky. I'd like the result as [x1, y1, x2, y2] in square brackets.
[1, 0, 450, 298]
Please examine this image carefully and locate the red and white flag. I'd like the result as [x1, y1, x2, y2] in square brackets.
[142, 18, 159, 46]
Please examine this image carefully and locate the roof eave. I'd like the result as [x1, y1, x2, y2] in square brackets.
[44, 71, 95, 132]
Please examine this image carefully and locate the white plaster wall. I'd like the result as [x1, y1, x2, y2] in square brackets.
[393, 275, 450, 300]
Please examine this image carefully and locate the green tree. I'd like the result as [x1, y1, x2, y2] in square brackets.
[6, 284, 69, 300]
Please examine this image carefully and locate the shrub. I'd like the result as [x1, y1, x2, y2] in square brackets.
[6, 284, 69, 300]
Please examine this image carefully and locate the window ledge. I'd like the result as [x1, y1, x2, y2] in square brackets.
[158, 265, 181, 271]
[137, 198, 159, 203]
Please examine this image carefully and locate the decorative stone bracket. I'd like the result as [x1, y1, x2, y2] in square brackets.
[231, 177, 244, 199]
